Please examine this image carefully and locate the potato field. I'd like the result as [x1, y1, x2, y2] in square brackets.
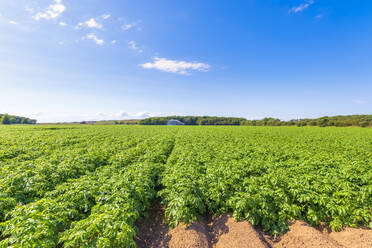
[0, 125, 371, 247]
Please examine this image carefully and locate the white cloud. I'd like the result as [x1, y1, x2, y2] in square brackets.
[84, 33, 104, 46]
[134, 112, 151, 118]
[8, 20, 17, 25]
[128, 41, 143, 53]
[58, 41, 64, 45]
[122, 23, 135, 30]
[35, 0, 66, 20]
[352, 99, 365, 105]
[114, 111, 128, 118]
[96, 112, 105, 117]
[92, 111, 156, 120]
[76, 18, 104, 30]
[59, 21, 67, 26]
[76, 22, 83, 29]
[84, 18, 103, 29]
[289, 0, 314, 13]
[140, 57, 210, 75]
[102, 14, 111, 20]
[9, 111, 159, 123]
[111, 40, 117, 44]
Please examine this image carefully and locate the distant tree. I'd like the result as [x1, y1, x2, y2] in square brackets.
[359, 121, 369, 128]
[0, 114, 10, 125]
[139, 115, 372, 127]
[296, 121, 307, 127]
[317, 118, 329, 127]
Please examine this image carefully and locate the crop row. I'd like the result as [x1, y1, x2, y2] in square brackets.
[0, 125, 371, 247]
[0, 132, 175, 247]
[160, 127, 372, 235]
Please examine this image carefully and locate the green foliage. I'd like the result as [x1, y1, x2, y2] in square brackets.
[0, 114, 36, 125]
[159, 127, 372, 236]
[0, 126, 174, 247]
[139, 116, 245, 125]
[0, 125, 371, 246]
[140, 115, 372, 127]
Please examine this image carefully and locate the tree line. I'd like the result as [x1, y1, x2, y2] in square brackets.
[139, 116, 245, 126]
[0, 114, 37, 125]
[139, 115, 372, 127]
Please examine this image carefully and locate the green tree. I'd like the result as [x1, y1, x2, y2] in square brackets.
[359, 121, 369, 128]
[317, 118, 329, 127]
[0, 114, 10, 125]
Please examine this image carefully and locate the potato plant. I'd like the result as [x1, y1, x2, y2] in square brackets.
[0, 125, 371, 247]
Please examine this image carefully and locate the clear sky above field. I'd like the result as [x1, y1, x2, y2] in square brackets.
[1, 0, 371, 122]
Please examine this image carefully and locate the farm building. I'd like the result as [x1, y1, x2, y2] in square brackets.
[167, 119, 184, 125]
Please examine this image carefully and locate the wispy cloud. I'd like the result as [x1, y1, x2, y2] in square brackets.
[140, 57, 210, 75]
[24, 6, 35, 13]
[133, 112, 152, 118]
[122, 22, 138, 31]
[352, 99, 365, 105]
[111, 40, 117, 44]
[289, 0, 314, 13]
[84, 33, 104, 46]
[95, 111, 157, 120]
[59, 21, 67, 26]
[8, 20, 17, 25]
[102, 14, 111, 20]
[23, 111, 160, 123]
[128, 41, 143, 53]
[35, 0, 66, 20]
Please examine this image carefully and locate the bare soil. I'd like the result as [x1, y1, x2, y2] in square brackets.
[135, 205, 372, 248]
[268, 221, 341, 248]
[318, 223, 372, 248]
[207, 214, 268, 248]
[134, 202, 171, 248]
[168, 221, 210, 248]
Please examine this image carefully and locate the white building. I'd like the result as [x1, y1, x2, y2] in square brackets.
[167, 119, 185, 125]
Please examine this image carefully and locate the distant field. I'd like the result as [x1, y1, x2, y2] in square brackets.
[0, 125, 371, 247]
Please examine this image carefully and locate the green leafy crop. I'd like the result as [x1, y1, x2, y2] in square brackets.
[0, 125, 370, 246]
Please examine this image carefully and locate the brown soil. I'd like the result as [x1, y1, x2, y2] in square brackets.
[208, 214, 268, 248]
[168, 221, 211, 248]
[318, 224, 372, 248]
[135, 207, 372, 248]
[134, 202, 171, 248]
[268, 221, 342, 248]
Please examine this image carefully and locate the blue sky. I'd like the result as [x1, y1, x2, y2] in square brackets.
[1, 0, 371, 122]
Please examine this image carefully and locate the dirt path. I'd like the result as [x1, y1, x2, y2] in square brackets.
[168, 221, 211, 248]
[134, 203, 171, 248]
[135, 207, 371, 248]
